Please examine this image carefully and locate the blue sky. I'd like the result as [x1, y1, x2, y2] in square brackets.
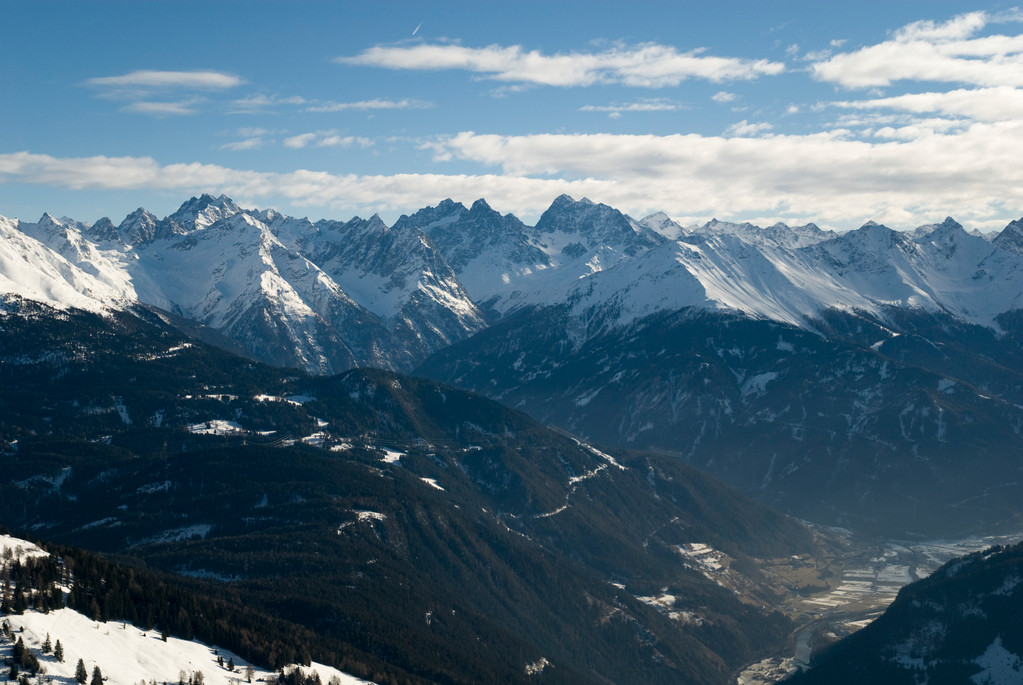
[5, 0, 1023, 231]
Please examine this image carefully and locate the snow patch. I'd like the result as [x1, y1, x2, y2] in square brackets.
[133, 524, 212, 546]
[188, 420, 245, 435]
[971, 636, 1023, 684]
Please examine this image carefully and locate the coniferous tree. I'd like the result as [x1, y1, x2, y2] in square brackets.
[54, 640, 64, 663]
[90, 665, 103, 685]
[75, 659, 87, 685]
[42, 634, 51, 653]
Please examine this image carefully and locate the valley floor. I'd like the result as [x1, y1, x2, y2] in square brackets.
[737, 530, 1023, 684]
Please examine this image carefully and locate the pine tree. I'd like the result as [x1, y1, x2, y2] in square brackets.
[54, 639, 64, 663]
[227, 658, 234, 672]
[42, 633, 51, 653]
[90, 665, 103, 685]
[75, 659, 88, 685]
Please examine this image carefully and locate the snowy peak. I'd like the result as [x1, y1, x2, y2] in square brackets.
[391, 198, 467, 234]
[911, 216, 974, 259]
[535, 194, 659, 249]
[994, 217, 1023, 254]
[395, 197, 547, 311]
[117, 208, 159, 245]
[164, 194, 242, 234]
[639, 211, 685, 240]
[831, 220, 910, 257]
[88, 217, 120, 243]
[693, 218, 830, 250]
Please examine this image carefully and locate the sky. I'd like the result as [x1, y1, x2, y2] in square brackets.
[5, 1, 1023, 231]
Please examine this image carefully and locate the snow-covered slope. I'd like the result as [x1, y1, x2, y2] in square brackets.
[0, 534, 370, 685]
[3, 610, 369, 685]
[0, 216, 132, 313]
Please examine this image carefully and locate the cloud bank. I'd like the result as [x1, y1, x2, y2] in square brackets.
[338, 42, 785, 87]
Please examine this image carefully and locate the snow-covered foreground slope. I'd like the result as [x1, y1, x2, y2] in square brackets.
[0, 534, 370, 685]
[2, 610, 370, 685]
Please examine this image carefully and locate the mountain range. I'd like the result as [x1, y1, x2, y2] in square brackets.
[6, 193, 1021, 536]
[5, 194, 1023, 373]
[0, 299, 820, 684]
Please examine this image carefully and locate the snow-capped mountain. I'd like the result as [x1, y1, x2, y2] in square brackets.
[392, 198, 550, 315]
[0, 195, 485, 373]
[3, 192, 1023, 378]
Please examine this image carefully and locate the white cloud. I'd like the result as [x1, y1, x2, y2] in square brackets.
[317, 135, 374, 148]
[123, 100, 200, 116]
[724, 120, 773, 137]
[220, 137, 264, 151]
[579, 99, 681, 114]
[283, 131, 375, 149]
[306, 98, 431, 113]
[831, 86, 1023, 122]
[419, 126, 1023, 229]
[283, 133, 318, 149]
[712, 91, 738, 104]
[87, 70, 245, 117]
[337, 42, 785, 87]
[7, 118, 1023, 232]
[86, 70, 244, 90]
[812, 11, 1023, 88]
[229, 94, 307, 114]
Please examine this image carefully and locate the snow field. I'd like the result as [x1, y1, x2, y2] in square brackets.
[2, 609, 371, 685]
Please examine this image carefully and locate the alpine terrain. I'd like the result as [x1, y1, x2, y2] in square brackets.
[2, 193, 1023, 681]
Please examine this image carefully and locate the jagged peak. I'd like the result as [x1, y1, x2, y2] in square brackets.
[469, 198, 495, 214]
[994, 217, 1023, 253]
[120, 207, 158, 226]
[366, 213, 389, 231]
[169, 193, 241, 223]
[88, 217, 120, 241]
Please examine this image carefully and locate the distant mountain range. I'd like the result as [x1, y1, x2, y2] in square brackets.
[3, 194, 1023, 536]
[4, 194, 1022, 373]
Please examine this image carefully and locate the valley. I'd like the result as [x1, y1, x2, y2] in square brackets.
[738, 530, 1023, 683]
